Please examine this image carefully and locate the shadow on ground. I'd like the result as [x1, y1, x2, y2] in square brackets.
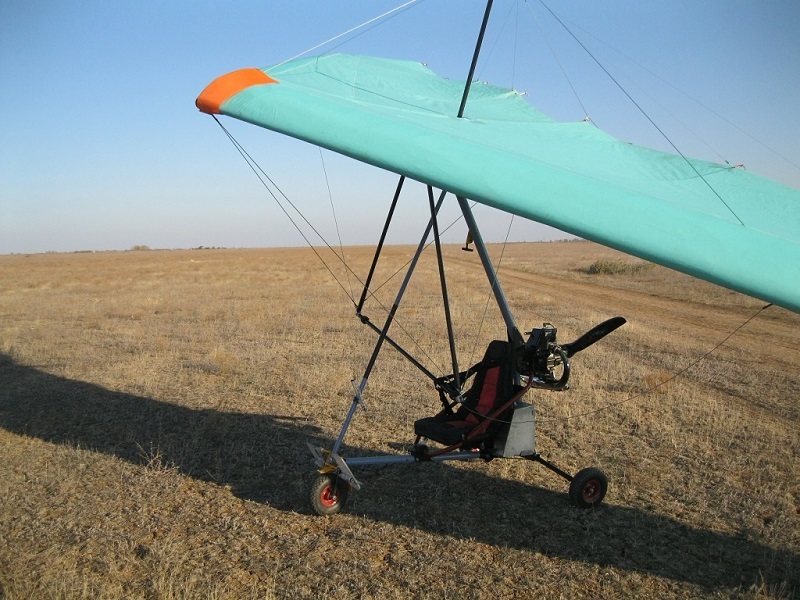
[1, 353, 796, 592]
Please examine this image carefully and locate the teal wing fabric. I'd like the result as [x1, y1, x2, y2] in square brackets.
[212, 54, 800, 313]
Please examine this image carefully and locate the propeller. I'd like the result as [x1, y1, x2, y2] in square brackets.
[560, 316, 626, 357]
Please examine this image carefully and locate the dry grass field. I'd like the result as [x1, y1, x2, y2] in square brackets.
[1, 241, 798, 598]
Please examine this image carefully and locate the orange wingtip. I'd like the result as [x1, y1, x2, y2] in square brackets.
[196, 68, 277, 114]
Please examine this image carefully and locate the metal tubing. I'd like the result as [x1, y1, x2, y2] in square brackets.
[330, 190, 448, 457]
[359, 315, 438, 383]
[427, 186, 461, 392]
[346, 451, 484, 467]
[361, 188, 447, 381]
[346, 454, 418, 466]
[527, 453, 574, 482]
[429, 451, 485, 463]
[458, 0, 494, 119]
[457, 196, 521, 341]
[330, 387, 362, 456]
[357, 176, 405, 313]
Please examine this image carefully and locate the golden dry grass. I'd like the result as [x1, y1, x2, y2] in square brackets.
[1, 241, 798, 598]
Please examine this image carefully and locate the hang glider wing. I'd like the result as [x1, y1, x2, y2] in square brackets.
[197, 54, 800, 313]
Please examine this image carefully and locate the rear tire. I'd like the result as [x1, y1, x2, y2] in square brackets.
[569, 467, 607, 508]
[310, 473, 349, 516]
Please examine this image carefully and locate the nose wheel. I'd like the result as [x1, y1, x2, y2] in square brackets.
[310, 473, 350, 516]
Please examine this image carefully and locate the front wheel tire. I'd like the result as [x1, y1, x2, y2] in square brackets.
[310, 473, 350, 516]
[569, 467, 608, 508]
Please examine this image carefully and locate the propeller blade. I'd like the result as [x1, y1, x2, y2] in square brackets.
[561, 316, 626, 357]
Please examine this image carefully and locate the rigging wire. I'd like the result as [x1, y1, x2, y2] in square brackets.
[558, 16, 800, 173]
[600, 67, 732, 166]
[537, 9, 730, 164]
[275, 0, 425, 68]
[540, 302, 775, 423]
[353, 200, 516, 377]
[474, 0, 519, 84]
[318, 148, 354, 302]
[455, 301, 774, 427]
[536, 0, 746, 227]
[212, 116, 357, 305]
[212, 116, 451, 376]
[521, 0, 592, 123]
[367, 201, 475, 297]
[468, 213, 515, 368]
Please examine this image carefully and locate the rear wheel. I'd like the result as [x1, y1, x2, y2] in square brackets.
[310, 473, 349, 516]
[569, 467, 607, 508]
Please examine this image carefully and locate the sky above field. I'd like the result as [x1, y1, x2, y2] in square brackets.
[1, 0, 798, 254]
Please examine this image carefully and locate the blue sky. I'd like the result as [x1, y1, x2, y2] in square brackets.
[1, 0, 798, 254]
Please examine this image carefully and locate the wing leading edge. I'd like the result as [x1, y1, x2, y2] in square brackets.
[197, 54, 800, 313]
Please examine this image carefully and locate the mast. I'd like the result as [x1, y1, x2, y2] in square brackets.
[458, 0, 494, 118]
[457, 0, 522, 344]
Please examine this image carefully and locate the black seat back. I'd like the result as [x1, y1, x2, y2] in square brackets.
[454, 340, 516, 426]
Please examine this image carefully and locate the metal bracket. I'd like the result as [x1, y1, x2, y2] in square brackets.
[307, 442, 362, 490]
[351, 379, 367, 411]
[306, 442, 328, 469]
[331, 454, 362, 491]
